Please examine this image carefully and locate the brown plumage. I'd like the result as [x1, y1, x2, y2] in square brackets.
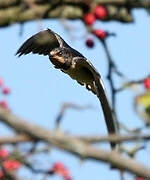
[16, 28, 117, 149]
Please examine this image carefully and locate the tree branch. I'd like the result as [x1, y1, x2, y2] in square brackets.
[0, 108, 150, 178]
[0, 135, 31, 145]
[2, 0, 150, 8]
[1, 133, 150, 145]
[1, 0, 150, 27]
[78, 133, 150, 143]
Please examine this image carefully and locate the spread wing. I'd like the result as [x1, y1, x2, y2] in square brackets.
[73, 58, 117, 148]
[16, 29, 69, 57]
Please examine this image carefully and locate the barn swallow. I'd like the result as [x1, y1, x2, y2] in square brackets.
[16, 28, 117, 149]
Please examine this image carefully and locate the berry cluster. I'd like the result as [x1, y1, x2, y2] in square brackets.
[84, 6, 107, 25]
[143, 77, 150, 89]
[83, 5, 108, 48]
[48, 162, 72, 180]
[0, 148, 21, 178]
[0, 77, 11, 110]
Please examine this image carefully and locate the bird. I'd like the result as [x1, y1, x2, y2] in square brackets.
[16, 28, 117, 149]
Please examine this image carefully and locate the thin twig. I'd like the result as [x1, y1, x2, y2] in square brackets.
[55, 103, 93, 128]
[116, 74, 150, 92]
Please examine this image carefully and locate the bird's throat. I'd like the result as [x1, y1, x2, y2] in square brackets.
[49, 56, 70, 70]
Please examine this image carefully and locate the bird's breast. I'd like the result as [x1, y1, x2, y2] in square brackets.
[64, 65, 94, 84]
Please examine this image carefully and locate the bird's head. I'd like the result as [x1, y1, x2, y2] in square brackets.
[50, 47, 71, 59]
[49, 47, 71, 69]
[49, 48, 66, 64]
[50, 48, 63, 57]
[49, 47, 73, 62]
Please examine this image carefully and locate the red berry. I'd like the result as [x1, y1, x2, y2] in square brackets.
[93, 29, 107, 39]
[2, 87, 11, 95]
[83, 13, 96, 25]
[136, 177, 145, 180]
[0, 78, 3, 87]
[94, 5, 107, 19]
[86, 38, 94, 48]
[0, 149, 9, 158]
[144, 78, 150, 89]
[0, 100, 8, 109]
[0, 170, 3, 178]
[61, 169, 70, 177]
[52, 162, 65, 171]
[3, 160, 21, 171]
[52, 162, 71, 180]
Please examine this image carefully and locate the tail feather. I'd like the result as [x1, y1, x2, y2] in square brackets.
[95, 78, 117, 149]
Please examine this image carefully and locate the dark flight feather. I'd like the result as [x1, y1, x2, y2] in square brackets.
[16, 29, 65, 57]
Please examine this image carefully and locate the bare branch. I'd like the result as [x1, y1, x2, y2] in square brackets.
[1, 133, 150, 145]
[116, 74, 150, 92]
[55, 102, 92, 128]
[78, 134, 150, 143]
[0, 135, 31, 145]
[0, 108, 150, 178]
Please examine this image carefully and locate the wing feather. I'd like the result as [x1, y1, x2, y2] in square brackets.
[16, 29, 64, 57]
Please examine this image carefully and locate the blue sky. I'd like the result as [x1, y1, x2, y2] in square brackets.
[0, 9, 150, 180]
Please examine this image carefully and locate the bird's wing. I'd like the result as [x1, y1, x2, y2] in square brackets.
[73, 57, 101, 94]
[16, 29, 69, 57]
[73, 57, 101, 86]
[74, 57, 117, 148]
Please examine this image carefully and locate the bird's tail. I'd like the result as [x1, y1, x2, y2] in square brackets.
[95, 78, 117, 149]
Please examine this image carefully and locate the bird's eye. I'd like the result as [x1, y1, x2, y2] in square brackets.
[58, 51, 62, 56]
